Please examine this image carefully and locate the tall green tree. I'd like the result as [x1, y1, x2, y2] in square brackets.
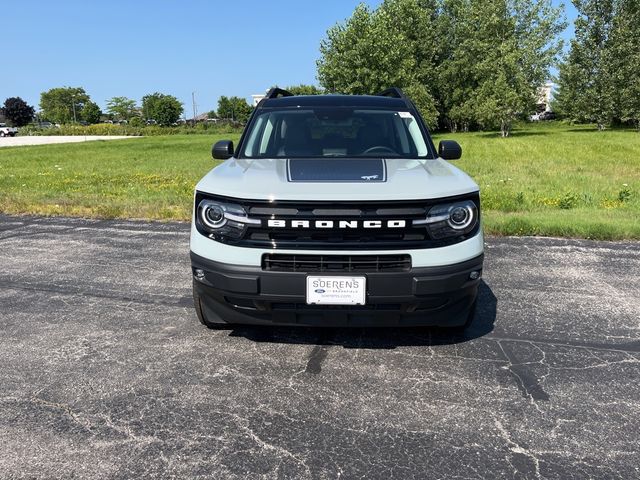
[1, 97, 35, 127]
[317, 0, 440, 128]
[106, 96, 138, 121]
[609, 0, 640, 130]
[40, 87, 90, 124]
[317, 0, 563, 134]
[217, 96, 253, 123]
[439, 0, 564, 136]
[141, 93, 183, 125]
[82, 101, 102, 124]
[556, 0, 616, 130]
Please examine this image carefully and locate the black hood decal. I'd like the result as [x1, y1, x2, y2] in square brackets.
[287, 159, 386, 183]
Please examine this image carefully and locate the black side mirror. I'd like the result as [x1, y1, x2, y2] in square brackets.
[438, 140, 462, 160]
[212, 140, 234, 160]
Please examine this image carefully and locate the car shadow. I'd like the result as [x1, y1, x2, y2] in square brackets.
[226, 280, 497, 349]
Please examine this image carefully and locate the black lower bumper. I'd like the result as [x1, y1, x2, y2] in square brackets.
[191, 252, 483, 327]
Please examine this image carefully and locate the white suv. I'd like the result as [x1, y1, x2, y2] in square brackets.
[190, 88, 483, 329]
[0, 123, 18, 137]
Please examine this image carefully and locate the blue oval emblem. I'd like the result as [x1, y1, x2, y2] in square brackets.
[315, 289, 325, 294]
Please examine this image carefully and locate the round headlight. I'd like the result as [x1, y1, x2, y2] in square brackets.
[200, 202, 227, 229]
[448, 204, 474, 229]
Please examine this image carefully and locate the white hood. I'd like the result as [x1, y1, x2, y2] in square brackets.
[195, 157, 479, 201]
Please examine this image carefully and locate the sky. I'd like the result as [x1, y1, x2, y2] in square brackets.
[2, 0, 577, 116]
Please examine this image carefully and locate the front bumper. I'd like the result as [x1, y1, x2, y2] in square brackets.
[191, 252, 483, 327]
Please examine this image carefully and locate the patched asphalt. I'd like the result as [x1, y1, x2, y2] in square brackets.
[0, 215, 638, 479]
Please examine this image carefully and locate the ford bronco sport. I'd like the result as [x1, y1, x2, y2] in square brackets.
[190, 88, 483, 329]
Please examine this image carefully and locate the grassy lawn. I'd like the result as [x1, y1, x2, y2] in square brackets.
[0, 123, 638, 239]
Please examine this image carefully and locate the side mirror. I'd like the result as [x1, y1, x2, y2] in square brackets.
[212, 140, 234, 160]
[438, 140, 462, 160]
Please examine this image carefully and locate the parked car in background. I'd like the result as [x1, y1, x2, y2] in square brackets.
[538, 111, 556, 121]
[530, 111, 556, 121]
[0, 123, 18, 137]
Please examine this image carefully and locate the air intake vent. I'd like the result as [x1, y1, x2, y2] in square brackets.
[262, 254, 411, 272]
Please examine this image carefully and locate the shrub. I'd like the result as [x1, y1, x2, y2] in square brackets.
[16, 122, 243, 137]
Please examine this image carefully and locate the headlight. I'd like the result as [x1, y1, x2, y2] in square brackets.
[413, 200, 478, 239]
[196, 199, 259, 240]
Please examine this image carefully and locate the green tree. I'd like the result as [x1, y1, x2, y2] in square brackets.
[609, 0, 640, 130]
[141, 93, 183, 125]
[40, 87, 90, 124]
[106, 96, 138, 121]
[217, 96, 253, 123]
[317, 0, 440, 128]
[317, 0, 564, 135]
[82, 101, 102, 124]
[1, 97, 35, 127]
[441, 0, 565, 136]
[283, 84, 324, 95]
[556, 0, 616, 130]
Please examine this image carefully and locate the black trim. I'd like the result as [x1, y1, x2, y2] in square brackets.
[191, 252, 483, 327]
[287, 158, 387, 183]
[262, 253, 412, 273]
[265, 87, 294, 99]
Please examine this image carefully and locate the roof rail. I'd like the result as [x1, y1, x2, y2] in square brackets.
[265, 87, 294, 99]
[375, 87, 407, 99]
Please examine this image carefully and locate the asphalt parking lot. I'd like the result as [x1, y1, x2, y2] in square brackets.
[0, 215, 638, 479]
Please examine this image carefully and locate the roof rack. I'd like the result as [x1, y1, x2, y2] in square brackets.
[375, 87, 407, 99]
[265, 87, 294, 99]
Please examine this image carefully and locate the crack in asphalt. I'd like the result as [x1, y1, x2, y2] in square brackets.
[497, 341, 550, 404]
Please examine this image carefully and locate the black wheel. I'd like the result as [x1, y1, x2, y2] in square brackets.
[193, 280, 229, 329]
[0, 132, 5, 137]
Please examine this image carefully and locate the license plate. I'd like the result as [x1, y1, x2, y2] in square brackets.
[306, 276, 366, 305]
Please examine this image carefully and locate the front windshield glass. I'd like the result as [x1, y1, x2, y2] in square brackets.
[240, 108, 432, 159]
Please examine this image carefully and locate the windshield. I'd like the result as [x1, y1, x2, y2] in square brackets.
[240, 108, 432, 159]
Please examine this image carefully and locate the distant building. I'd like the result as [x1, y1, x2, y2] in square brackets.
[536, 82, 555, 112]
[251, 94, 266, 107]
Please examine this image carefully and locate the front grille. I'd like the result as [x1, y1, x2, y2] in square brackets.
[262, 254, 411, 272]
[195, 193, 480, 250]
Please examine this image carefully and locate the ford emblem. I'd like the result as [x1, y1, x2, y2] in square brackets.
[315, 289, 325, 294]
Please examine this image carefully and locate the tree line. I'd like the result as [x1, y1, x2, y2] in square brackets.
[555, 0, 640, 130]
[1, 83, 332, 129]
[317, 0, 640, 134]
[5, 0, 636, 134]
[1, 90, 257, 128]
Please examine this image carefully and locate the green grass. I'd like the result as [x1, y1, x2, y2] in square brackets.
[433, 123, 640, 239]
[0, 134, 239, 219]
[0, 123, 638, 239]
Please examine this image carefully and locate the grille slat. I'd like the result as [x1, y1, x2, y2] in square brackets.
[262, 254, 411, 272]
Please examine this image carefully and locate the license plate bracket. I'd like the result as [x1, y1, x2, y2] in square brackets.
[306, 276, 366, 305]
